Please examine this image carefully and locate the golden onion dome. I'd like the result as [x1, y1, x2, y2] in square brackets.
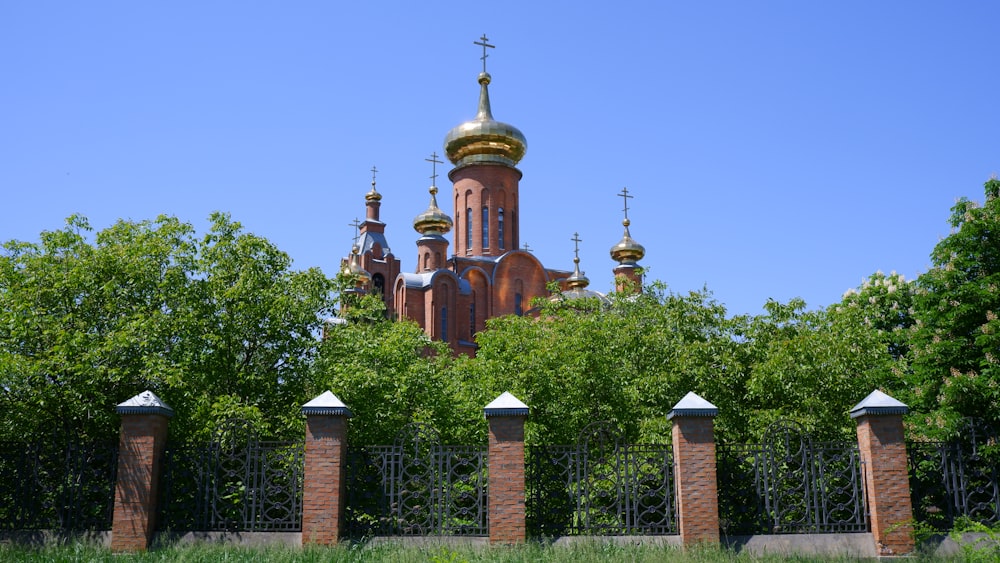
[610, 218, 646, 265]
[565, 256, 590, 290]
[365, 179, 382, 202]
[444, 72, 527, 168]
[342, 245, 371, 284]
[413, 186, 453, 235]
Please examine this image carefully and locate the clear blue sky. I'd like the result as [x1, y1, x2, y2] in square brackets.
[2, 2, 997, 317]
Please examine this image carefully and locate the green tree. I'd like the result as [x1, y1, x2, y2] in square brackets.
[468, 284, 739, 444]
[310, 306, 480, 445]
[0, 213, 334, 443]
[907, 177, 1000, 436]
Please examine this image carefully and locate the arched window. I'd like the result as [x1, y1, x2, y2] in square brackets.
[482, 206, 489, 248]
[466, 208, 472, 250]
[441, 307, 448, 343]
[515, 293, 523, 316]
[498, 207, 505, 250]
[434, 252, 441, 267]
[423, 253, 430, 271]
[372, 273, 385, 296]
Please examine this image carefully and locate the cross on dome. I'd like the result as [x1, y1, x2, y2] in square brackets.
[425, 152, 443, 186]
[349, 218, 361, 246]
[474, 34, 494, 73]
[618, 187, 634, 222]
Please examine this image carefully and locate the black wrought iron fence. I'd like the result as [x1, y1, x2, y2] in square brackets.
[526, 422, 676, 537]
[157, 420, 303, 532]
[908, 418, 999, 531]
[0, 440, 118, 530]
[716, 420, 866, 535]
[344, 423, 487, 537]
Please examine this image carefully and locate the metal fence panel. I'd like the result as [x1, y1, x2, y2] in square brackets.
[526, 422, 677, 536]
[717, 420, 867, 535]
[0, 441, 118, 531]
[157, 421, 303, 532]
[344, 423, 487, 537]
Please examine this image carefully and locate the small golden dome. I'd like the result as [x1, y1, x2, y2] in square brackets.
[413, 186, 453, 235]
[365, 179, 382, 202]
[444, 72, 527, 168]
[342, 245, 371, 284]
[610, 219, 646, 265]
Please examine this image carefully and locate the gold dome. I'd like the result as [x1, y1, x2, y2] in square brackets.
[610, 219, 646, 265]
[413, 186, 453, 236]
[365, 179, 382, 202]
[444, 72, 527, 168]
[342, 245, 371, 284]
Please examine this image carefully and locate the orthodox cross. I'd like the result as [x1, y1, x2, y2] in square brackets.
[349, 218, 361, 246]
[370, 165, 378, 187]
[425, 152, 443, 185]
[618, 187, 634, 221]
[474, 34, 494, 73]
[522, 242, 531, 252]
[571, 232, 582, 261]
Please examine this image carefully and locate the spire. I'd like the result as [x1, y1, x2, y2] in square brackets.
[444, 36, 527, 169]
[553, 232, 609, 305]
[413, 153, 453, 236]
[610, 187, 646, 265]
[473, 34, 495, 121]
[565, 232, 590, 290]
[365, 165, 382, 202]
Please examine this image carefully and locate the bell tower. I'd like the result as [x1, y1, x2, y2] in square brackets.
[444, 35, 527, 258]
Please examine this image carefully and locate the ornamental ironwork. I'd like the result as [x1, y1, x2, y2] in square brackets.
[909, 418, 999, 530]
[716, 420, 867, 535]
[158, 419, 303, 531]
[344, 423, 487, 537]
[0, 440, 118, 530]
[526, 422, 676, 536]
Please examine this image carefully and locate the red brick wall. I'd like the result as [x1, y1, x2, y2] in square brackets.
[671, 416, 720, 545]
[302, 415, 348, 545]
[487, 415, 527, 544]
[111, 414, 170, 552]
[855, 414, 914, 555]
[450, 165, 521, 257]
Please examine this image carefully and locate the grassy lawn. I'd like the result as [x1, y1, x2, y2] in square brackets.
[0, 541, 961, 562]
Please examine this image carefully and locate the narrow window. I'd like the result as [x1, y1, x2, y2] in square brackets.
[423, 253, 429, 271]
[466, 208, 472, 249]
[482, 206, 489, 248]
[470, 301, 476, 340]
[498, 207, 505, 250]
[515, 293, 523, 316]
[441, 307, 448, 342]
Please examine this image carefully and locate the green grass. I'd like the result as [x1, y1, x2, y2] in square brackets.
[0, 540, 953, 563]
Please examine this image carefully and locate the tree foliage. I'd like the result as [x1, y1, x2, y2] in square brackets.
[0, 213, 334, 443]
[906, 177, 1000, 436]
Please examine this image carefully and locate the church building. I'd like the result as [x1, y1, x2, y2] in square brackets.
[340, 38, 646, 356]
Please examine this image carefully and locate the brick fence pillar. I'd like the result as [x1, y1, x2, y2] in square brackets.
[668, 391, 720, 547]
[484, 392, 529, 544]
[301, 391, 352, 545]
[850, 390, 914, 556]
[111, 390, 173, 552]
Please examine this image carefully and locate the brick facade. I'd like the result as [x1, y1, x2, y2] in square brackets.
[111, 392, 172, 552]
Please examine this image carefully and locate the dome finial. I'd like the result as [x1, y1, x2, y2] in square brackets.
[413, 153, 453, 235]
[566, 232, 589, 289]
[365, 165, 381, 201]
[444, 36, 526, 168]
[474, 34, 494, 75]
[610, 188, 646, 264]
